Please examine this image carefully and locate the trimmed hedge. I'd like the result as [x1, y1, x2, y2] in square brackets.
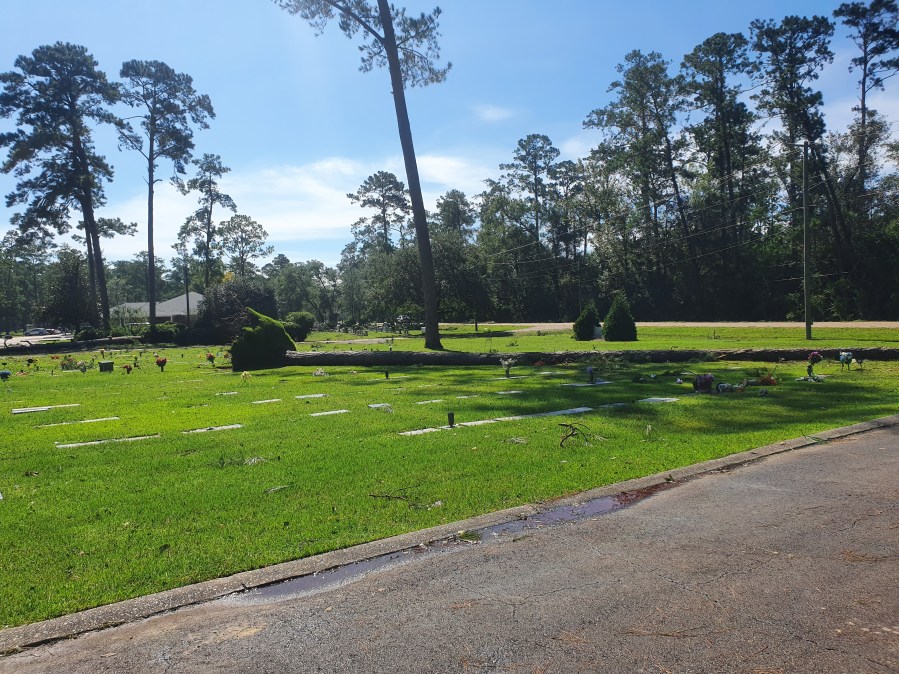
[573, 305, 599, 341]
[283, 311, 315, 342]
[603, 292, 637, 342]
[230, 308, 295, 371]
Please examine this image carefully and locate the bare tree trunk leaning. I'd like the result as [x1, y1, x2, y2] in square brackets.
[377, 0, 442, 350]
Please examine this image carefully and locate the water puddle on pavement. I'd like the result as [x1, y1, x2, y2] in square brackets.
[476, 482, 675, 539]
[233, 481, 676, 604]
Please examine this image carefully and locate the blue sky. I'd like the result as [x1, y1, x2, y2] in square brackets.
[0, 0, 890, 268]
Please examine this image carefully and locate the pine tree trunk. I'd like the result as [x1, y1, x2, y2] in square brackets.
[377, 0, 442, 350]
[147, 141, 157, 331]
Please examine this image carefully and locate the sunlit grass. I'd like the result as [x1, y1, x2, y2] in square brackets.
[1, 344, 896, 627]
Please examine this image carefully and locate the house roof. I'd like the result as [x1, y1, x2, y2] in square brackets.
[113, 292, 204, 318]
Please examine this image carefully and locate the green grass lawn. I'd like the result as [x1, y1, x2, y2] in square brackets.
[300, 324, 899, 353]
[1, 344, 897, 627]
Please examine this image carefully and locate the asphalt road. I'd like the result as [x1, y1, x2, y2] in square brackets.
[2, 424, 896, 673]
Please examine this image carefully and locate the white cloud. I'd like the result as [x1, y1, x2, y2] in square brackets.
[474, 104, 516, 123]
[559, 131, 594, 161]
[416, 153, 495, 197]
[89, 152, 503, 266]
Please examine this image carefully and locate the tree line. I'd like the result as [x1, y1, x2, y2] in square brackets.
[2, 3, 898, 337]
[0, 44, 271, 333]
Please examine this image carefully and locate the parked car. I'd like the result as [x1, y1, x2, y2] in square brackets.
[23, 328, 48, 336]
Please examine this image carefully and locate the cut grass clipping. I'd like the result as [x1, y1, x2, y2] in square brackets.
[0, 344, 896, 627]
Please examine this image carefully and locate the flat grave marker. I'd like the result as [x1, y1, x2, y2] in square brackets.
[56, 434, 159, 449]
[12, 404, 81, 414]
[183, 424, 243, 434]
[400, 406, 593, 436]
[36, 417, 119, 428]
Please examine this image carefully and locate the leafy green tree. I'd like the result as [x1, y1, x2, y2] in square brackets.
[0, 229, 54, 330]
[500, 134, 560, 242]
[283, 310, 315, 341]
[0, 42, 120, 330]
[682, 33, 775, 318]
[197, 277, 278, 340]
[107, 252, 174, 305]
[176, 153, 236, 289]
[41, 245, 91, 329]
[220, 214, 273, 279]
[73, 216, 137, 313]
[431, 227, 487, 323]
[475, 179, 555, 320]
[274, 0, 450, 349]
[834, 1, 899, 197]
[432, 189, 476, 237]
[585, 50, 695, 312]
[347, 170, 410, 253]
[170, 239, 201, 327]
[119, 59, 214, 330]
[750, 15, 851, 268]
[261, 253, 292, 280]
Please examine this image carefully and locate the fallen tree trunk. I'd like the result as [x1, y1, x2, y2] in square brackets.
[283, 347, 899, 367]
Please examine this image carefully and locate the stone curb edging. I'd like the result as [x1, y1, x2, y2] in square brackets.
[2, 413, 898, 655]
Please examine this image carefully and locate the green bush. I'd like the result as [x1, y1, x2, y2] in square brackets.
[573, 304, 600, 341]
[173, 325, 231, 346]
[140, 322, 183, 344]
[283, 311, 315, 342]
[230, 308, 296, 371]
[74, 327, 108, 341]
[603, 292, 637, 342]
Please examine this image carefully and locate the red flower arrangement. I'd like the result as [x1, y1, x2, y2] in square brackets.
[156, 357, 167, 372]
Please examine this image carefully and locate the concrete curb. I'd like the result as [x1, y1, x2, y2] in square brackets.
[3, 413, 898, 655]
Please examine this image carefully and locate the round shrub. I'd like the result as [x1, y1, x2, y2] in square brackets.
[283, 311, 315, 342]
[231, 308, 296, 371]
[573, 305, 599, 341]
[603, 292, 637, 342]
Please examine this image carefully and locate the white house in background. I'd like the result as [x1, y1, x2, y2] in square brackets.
[112, 292, 204, 325]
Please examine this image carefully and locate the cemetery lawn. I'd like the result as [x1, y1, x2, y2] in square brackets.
[301, 324, 899, 353]
[1, 345, 897, 627]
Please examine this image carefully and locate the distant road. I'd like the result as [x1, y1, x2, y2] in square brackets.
[2, 333, 73, 348]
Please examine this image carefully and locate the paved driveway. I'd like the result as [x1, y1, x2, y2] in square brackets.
[2, 426, 897, 673]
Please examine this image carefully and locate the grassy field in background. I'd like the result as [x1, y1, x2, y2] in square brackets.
[1, 343, 896, 628]
[300, 324, 899, 353]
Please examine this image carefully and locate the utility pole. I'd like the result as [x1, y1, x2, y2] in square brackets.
[802, 141, 812, 340]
